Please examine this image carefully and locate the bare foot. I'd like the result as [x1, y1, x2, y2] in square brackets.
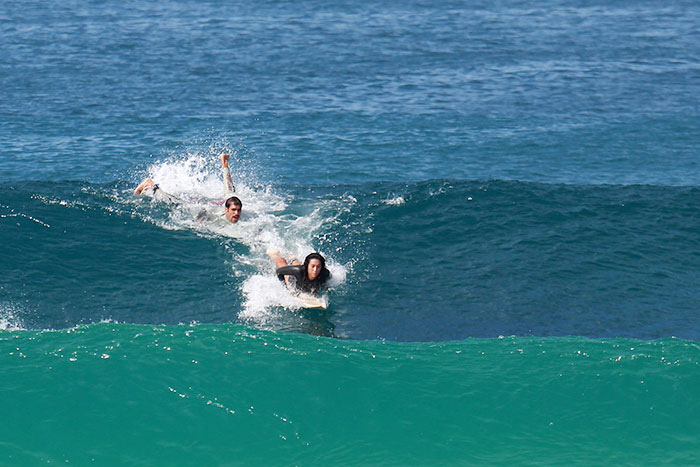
[134, 178, 156, 195]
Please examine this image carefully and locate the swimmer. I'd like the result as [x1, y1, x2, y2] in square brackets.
[134, 153, 242, 223]
[267, 250, 331, 295]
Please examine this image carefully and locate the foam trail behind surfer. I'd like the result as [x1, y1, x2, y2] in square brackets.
[134, 153, 242, 224]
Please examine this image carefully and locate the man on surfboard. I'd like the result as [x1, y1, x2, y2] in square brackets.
[134, 153, 242, 223]
[267, 250, 331, 295]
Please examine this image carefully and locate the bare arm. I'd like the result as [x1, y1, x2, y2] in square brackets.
[221, 153, 235, 193]
[267, 249, 289, 269]
[267, 250, 297, 286]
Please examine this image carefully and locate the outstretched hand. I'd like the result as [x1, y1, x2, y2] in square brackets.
[221, 153, 230, 167]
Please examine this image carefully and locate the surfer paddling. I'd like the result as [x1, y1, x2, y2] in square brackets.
[267, 250, 331, 295]
[134, 153, 242, 223]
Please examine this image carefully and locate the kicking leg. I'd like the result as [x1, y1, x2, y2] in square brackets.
[134, 177, 156, 195]
[134, 178, 183, 204]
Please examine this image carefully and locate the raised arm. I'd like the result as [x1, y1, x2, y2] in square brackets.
[221, 153, 235, 193]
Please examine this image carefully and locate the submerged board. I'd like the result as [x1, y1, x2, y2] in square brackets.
[297, 293, 329, 310]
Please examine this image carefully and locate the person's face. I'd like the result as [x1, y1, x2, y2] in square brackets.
[307, 259, 322, 280]
[225, 204, 241, 223]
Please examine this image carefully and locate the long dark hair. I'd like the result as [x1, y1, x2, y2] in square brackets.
[303, 252, 326, 276]
[300, 252, 330, 293]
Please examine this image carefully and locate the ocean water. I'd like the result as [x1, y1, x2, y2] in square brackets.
[2, 0, 700, 464]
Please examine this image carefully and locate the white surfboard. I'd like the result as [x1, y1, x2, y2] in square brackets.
[296, 293, 329, 310]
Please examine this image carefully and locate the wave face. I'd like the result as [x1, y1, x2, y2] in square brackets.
[2, 177, 699, 340]
[2, 324, 700, 465]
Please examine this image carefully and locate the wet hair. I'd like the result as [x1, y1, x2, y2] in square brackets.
[301, 252, 330, 293]
[303, 252, 326, 274]
[225, 196, 242, 209]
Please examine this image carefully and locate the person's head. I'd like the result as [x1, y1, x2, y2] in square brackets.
[303, 252, 326, 281]
[224, 196, 242, 223]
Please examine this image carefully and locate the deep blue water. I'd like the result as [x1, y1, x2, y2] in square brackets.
[3, 178, 699, 341]
[3, 0, 699, 186]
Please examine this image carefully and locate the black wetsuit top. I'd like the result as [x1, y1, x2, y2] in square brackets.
[276, 265, 330, 295]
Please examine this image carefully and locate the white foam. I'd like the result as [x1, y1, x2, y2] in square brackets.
[148, 152, 233, 200]
[0, 302, 26, 331]
[239, 275, 305, 321]
[382, 195, 405, 205]
[135, 140, 348, 321]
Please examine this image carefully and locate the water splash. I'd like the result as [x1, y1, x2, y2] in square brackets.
[0, 302, 26, 331]
[130, 137, 348, 323]
[382, 194, 405, 205]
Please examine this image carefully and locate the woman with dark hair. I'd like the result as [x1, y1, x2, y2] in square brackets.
[267, 250, 331, 295]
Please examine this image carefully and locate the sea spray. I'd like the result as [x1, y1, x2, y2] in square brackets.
[132, 146, 349, 321]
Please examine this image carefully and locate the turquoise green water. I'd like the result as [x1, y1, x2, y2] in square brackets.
[2, 324, 698, 465]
